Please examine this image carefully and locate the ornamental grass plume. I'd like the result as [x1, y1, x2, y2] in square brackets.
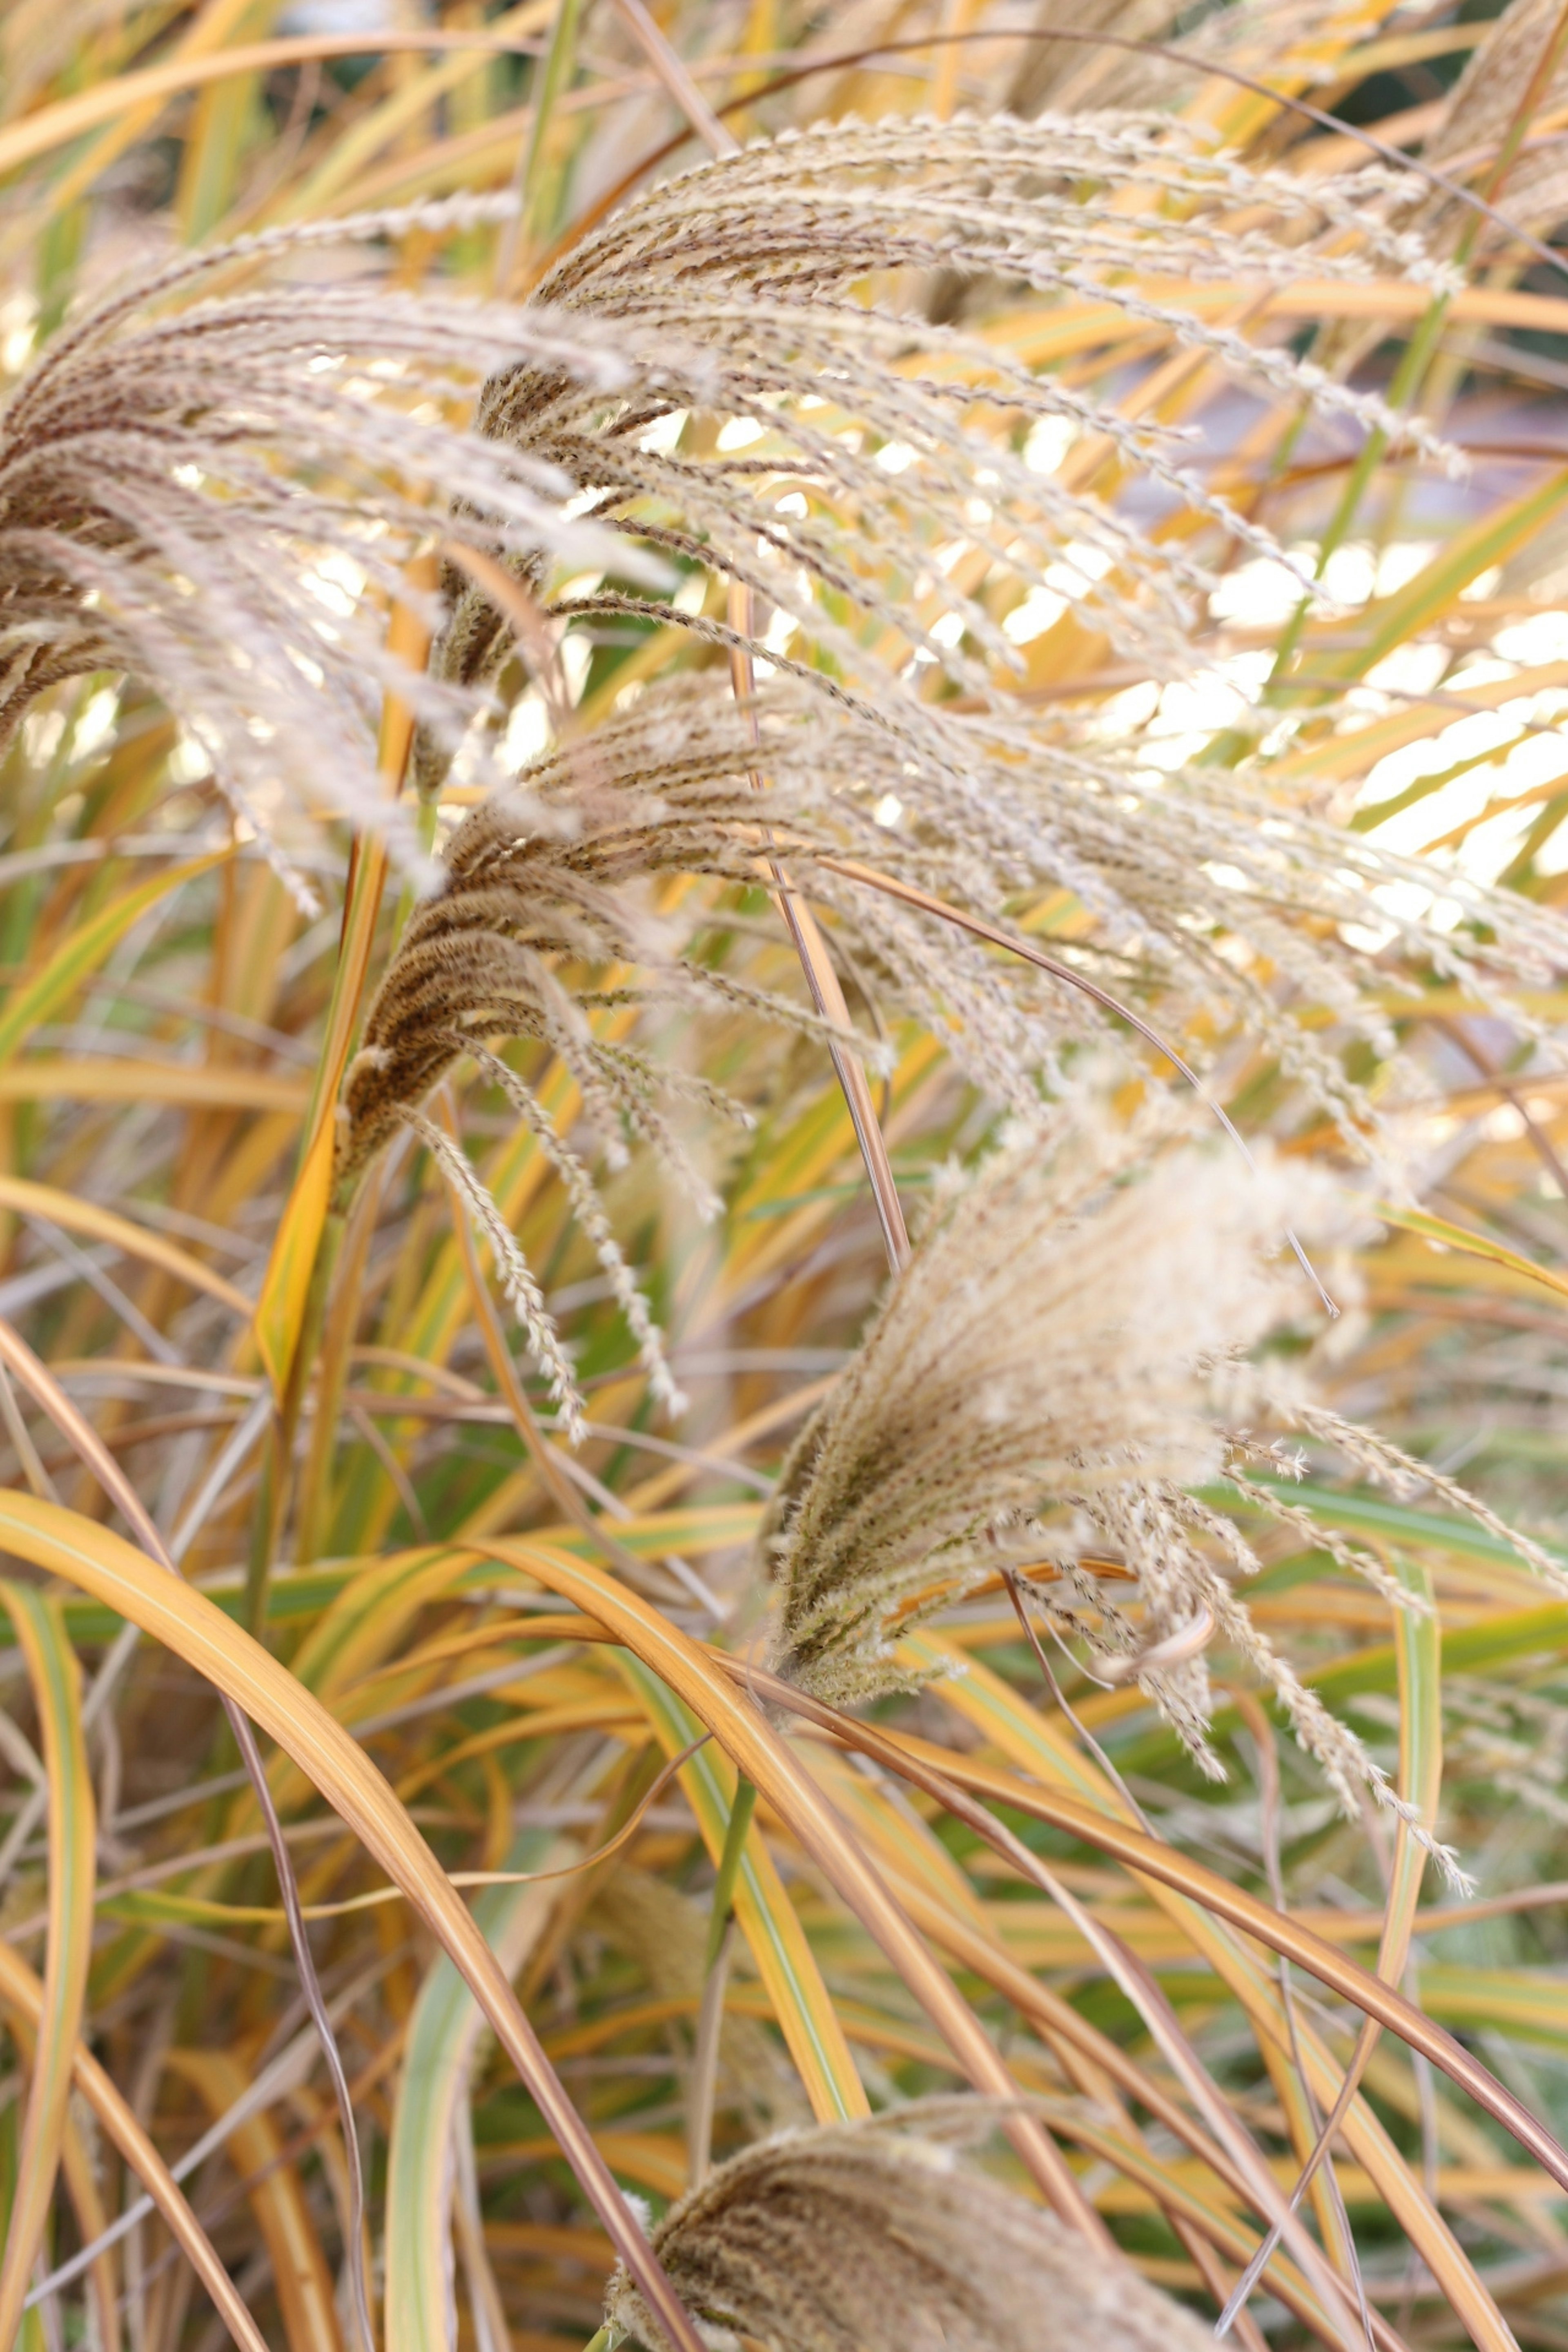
[371, 116, 1566, 1195]
[756, 1118, 1410, 1813]
[757, 1115, 1567, 1831]
[420, 109, 1459, 788]
[602, 2116, 1219, 2352]
[0, 194, 639, 898]
[341, 651, 1568, 1435]
[759, 1120, 1295, 1705]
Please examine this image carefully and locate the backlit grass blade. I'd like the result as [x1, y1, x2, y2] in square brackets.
[1374, 1203, 1568, 1308]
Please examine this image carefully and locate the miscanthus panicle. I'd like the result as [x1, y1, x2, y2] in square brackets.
[759, 1121, 1301, 1715]
[755, 1119, 1548, 1844]
[0, 194, 649, 901]
[603, 2116, 1220, 2352]
[330, 114, 1567, 1393]
[358, 669, 1567, 1159]
[420, 110, 1460, 783]
[343, 659, 1567, 1439]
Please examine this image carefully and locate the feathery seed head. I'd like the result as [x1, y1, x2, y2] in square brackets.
[603, 2118, 1220, 2352]
[760, 1118, 1305, 1713]
[0, 196, 637, 900]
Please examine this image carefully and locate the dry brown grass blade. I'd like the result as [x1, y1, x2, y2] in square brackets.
[0, 1314, 377, 2352]
[714, 1658, 1568, 2198]
[0, 1584, 95, 2352]
[0, 1944, 270, 2352]
[168, 2051, 345, 2352]
[474, 1535, 1113, 2246]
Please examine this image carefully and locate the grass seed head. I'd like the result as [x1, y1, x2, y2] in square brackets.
[603, 2118, 1221, 2352]
[760, 1116, 1305, 1714]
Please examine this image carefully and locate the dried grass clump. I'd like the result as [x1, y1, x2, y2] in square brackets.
[0, 196, 635, 896]
[603, 2116, 1218, 2352]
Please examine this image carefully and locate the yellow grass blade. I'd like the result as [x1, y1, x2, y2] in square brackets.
[612, 1652, 868, 2126]
[0, 850, 230, 1066]
[0, 28, 554, 181]
[255, 567, 432, 1396]
[794, 1658, 1528, 2352]
[167, 2051, 345, 2352]
[0, 1491, 704, 2352]
[0, 1944, 270, 2352]
[1375, 1203, 1568, 1306]
[0, 1059, 307, 1111]
[474, 1535, 1108, 2238]
[0, 1174, 250, 1315]
[0, 1586, 95, 2350]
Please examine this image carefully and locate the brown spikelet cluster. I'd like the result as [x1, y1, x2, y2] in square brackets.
[340, 686, 886, 1185]
[0, 194, 634, 898]
[602, 2118, 1219, 2352]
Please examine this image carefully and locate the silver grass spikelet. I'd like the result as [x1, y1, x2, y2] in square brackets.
[753, 1117, 1539, 1856]
[347, 670, 1566, 1189]
[757, 1116, 1434, 1824]
[602, 2118, 1218, 2352]
[0, 194, 641, 900]
[389, 118, 1564, 1157]
[417, 110, 1463, 807]
[759, 1119, 1306, 1713]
